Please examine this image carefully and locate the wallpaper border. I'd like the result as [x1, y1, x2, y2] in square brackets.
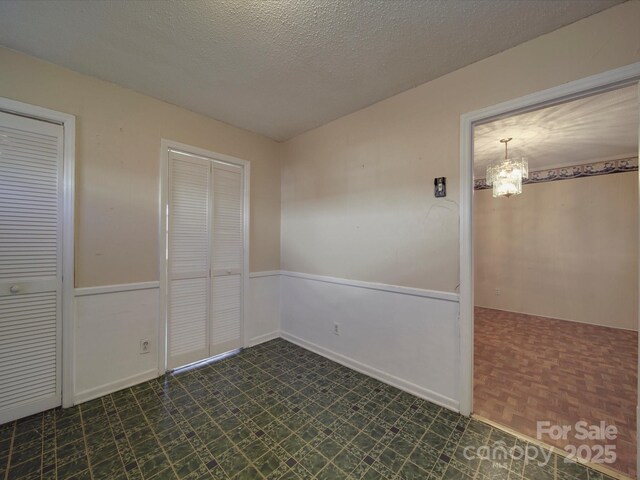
[474, 157, 638, 190]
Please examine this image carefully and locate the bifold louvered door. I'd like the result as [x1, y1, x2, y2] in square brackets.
[167, 152, 212, 369]
[167, 151, 244, 369]
[0, 111, 63, 424]
[210, 162, 243, 356]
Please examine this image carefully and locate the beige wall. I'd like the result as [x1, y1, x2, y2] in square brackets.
[2, 2, 639, 292]
[281, 1, 640, 292]
[0, 47, 282, 287]
[475, 172, 638, 330]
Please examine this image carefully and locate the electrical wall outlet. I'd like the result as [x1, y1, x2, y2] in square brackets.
[495, 288, 501, 296]
[333, 322, 340, 335]
[140, 339, 150, 354]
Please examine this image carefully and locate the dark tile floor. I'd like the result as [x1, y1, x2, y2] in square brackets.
[0, 339, 616, 479]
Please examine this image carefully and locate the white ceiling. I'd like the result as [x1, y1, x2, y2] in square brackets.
[0, 0, 623, 141]
[473, 85, 639, 177]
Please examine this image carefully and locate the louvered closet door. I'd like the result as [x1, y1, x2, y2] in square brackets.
[210, 162, 243, 356]
[0, 111, 63, 424]
[167, 151, 212, 369]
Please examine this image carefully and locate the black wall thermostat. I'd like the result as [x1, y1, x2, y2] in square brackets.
[434, 177, 446, 198]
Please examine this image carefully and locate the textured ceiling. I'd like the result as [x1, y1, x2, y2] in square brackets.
[0, 0, 623, 141]
[474, 85, 639, 177]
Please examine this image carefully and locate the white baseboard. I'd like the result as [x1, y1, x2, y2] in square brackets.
[73, 368, 158, 405]
[281, 331, 460, 412]
[247, 330, 280, 347]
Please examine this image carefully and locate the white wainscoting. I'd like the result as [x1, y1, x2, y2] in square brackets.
[279, 271, 461, 411]
[71, 272, 460, 413]
[74, 283, 159, 404]
[247, 272, 281, 346]
[72, 275, 281, 404]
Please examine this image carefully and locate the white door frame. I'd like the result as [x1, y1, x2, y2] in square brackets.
[158, 139, 250, 374]
[0, 97, 76, 409]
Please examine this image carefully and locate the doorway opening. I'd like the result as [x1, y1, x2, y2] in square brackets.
[459, 63, 640, 479]
[474, 86, 638, 478]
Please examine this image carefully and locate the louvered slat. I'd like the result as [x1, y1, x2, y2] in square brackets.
[0, 114, 59, 280]
[211, 275, 241, 345]
[0, 292, 58, 413]
[168, 278, 208, 356]
[212, 166, 243, 272]
[167, 152, 211, 369]
[169, 157, 210, 278]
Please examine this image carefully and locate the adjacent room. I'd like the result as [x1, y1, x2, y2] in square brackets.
[473, 86, 639, 478]
[0, 1, 639, 480]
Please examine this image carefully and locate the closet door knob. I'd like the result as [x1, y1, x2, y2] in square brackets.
[10, 285, 22, 294]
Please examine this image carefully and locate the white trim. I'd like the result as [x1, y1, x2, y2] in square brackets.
[249, 270, 459, 302]
[637, 80, 640, 480]
[242, 160, 251, 353]
[73, 369, 158, 405]
[0, 97, 76, 409]
[160, 140, 252, 170]
[247, 330, 280, 347]
[249, 270, 282, 278]
[158, 139, 250, 375]
[281, 331, 459, 412]
[159, 141, 169, 377]
[74, 281, 160, 297]
[280, 270, 459, 302]
[459, 62, 640, 418]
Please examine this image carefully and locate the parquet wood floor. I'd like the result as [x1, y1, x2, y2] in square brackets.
[474, 307, 638, 478]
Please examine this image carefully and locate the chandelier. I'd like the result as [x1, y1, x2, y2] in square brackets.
[485, 138, 528, 198]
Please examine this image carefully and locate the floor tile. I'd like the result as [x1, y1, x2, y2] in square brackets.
[0, 338, 616, 480]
